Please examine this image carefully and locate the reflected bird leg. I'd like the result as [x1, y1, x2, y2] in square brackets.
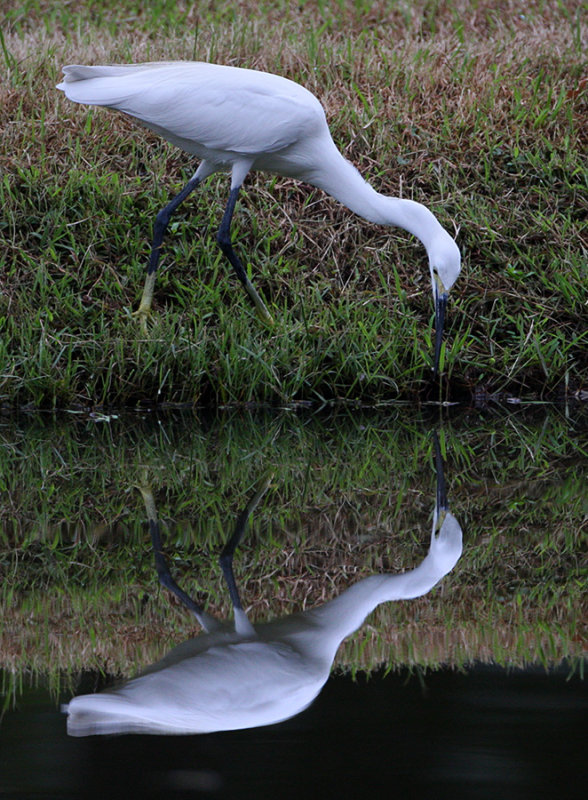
[136, 475, 271, 636]
[135, 483, 220, 633]
[219, 474, 273, 635]
[219, 473, 273, 611]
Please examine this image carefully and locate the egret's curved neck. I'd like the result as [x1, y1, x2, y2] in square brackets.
[284, 553, 452, 664]
[306, 141, 446, 252]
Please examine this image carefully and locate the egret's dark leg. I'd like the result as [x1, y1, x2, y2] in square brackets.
[219, 473, 273, 611]
[149, 518, 207, 617]
[219, 503, 257, 611]
[134, 174, 202, 327]
[136, 484, 219, 632]
[216, 186, 274, 325]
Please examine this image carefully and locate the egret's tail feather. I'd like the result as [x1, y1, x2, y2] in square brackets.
[59, 63, 164, 83]
[57, 66, 136, 106]
[56, 63, 175, 106]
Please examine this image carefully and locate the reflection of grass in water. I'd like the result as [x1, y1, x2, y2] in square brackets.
[0, 408, 586, 676]
[1, 1, 587, 404]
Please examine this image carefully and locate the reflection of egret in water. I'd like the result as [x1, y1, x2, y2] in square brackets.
[66, 440, 462, 736]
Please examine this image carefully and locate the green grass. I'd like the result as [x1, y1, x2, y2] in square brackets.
[1, 407, 586, 675]
[0, 0, 587, 407]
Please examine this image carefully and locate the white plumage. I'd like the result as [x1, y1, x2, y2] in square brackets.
[57, 61, 461, 373]
[65, 441, 462, 737]
[59, 63, 324, 164]
[66, 512, 463, 736]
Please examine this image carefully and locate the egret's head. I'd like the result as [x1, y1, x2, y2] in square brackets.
[428, 235, 461, 376]
[430, 510, 463, 574]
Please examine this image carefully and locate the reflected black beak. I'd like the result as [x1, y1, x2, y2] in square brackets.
[433, 431, 449, 513]
[433, 290, 448, 377]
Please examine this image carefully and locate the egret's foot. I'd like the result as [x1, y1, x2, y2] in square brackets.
[255, 303, 275, 327]
[133, 273, 157, 333]
[245, 279, 274, 327]
[133, 471, 157, 521]
[131, 305, 152, 334]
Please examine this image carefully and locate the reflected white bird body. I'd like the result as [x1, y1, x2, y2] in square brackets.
[57, 62, 460, 371]
[66, 512, 462, 736]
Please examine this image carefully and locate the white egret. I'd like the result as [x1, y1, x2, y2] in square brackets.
[65, 443, 462, 736]
[57, 61, 461, 374]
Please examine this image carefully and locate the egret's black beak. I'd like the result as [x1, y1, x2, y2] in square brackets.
[433, 432, 449, 513]
[433, 288, 448, 377]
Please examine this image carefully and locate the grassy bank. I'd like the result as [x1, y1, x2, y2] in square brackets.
[1, 408, 586, 676]
[1, 1, 586, 407]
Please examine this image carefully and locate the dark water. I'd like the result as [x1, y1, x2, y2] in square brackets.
[1, 665, 586, 799]
[1, 408, 586, 798]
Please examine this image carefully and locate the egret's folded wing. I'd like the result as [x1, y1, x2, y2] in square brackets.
[57, 62, 326, 156]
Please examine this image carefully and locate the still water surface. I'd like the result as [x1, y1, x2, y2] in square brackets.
[1, 407, 586, 797]
[1, 665, 585, 798]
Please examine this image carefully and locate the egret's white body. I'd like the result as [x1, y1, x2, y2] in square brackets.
[57, 61, 461, 371]
[66, 448, 461, 738]
[66, 511, 462, 736]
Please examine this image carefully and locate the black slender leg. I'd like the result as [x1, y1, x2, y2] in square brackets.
[138, 475, 270, 626]
[216, 187, 274, 325]
[149, 174, 202, 278]
[217, 188, 249, 291]
[219, 506, 251, 611]
[219, 474, 273, 611]
[134, 174, 202, 322]
[149, 518, 206, 617]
